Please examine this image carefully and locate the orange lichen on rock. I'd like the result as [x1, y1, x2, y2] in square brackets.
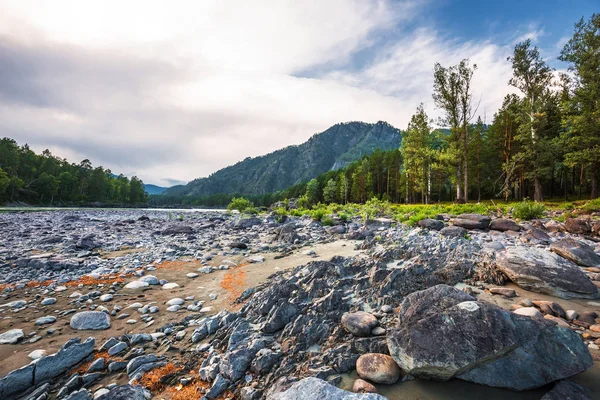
[221, 267, 246, 300]
[139, 363, 182, 392]
[71, 350, 118, 375]
[26, 280, 55, 288]
[163, 380, 209, 400]
[155, 260, 190, 271]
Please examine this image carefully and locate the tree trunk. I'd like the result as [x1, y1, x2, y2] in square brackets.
[456, 167, 464, 202]
[534, 177, 543, 202]
[463, 126, 469, 202]
[591, 164, 598, 199]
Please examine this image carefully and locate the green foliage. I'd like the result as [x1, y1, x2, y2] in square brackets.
[0, 138, 147, 205]
[321, 216, 334, 226]
[513, 200, 546, 220]
[582, 198, 600, 213]
[227, 197, 254, 212]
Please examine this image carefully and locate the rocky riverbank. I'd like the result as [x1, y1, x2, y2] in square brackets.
[0, 209, 599, 399]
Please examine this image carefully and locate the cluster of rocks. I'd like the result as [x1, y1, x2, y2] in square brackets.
[0, 209, 599, 399]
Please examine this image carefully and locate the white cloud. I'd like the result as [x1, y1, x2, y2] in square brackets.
[0, 0, 534, 187]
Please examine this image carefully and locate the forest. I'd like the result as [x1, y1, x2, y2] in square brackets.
[0, 138, 147, 205]
[150, 14, 599, 209]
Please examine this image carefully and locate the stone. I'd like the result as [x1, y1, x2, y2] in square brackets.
[550, 239, 600, 268]
[352, 379, 377, 394]
[495, 247, 598, 299]
[0, 328, 24, 344]
[565, 218, 591, 235]
[440, 226, 467, 238]
[513, 307, 543, 319]
[566, 310, 578, 321]
[356, 353, 401, 384]
[167, 298, 185, 306]
[87, 357, 105, 373]
[270, 377, 385, 400]
[70, 311, 111, 330]
[108, 341, 128, 356]
[489, 288, 516, 297]
[124, 281, 149, 290]
[35, 316, 57, 325]
[541, 380, 591, 400]
[544, 315, 570, 328]
[96, 384, 150, 400]
[35, 337, 95, 384]
[417, 219, 444, 230]
[127, 354, 161, 376]
[28, 349, 47, 360]
[387, 285, 593, 390]
[205, 373, 230, 399]
[0, 363, 35, 398]
[140, 275, 159, 285]
[162, 282, 180, 290]
[41, 297, 57, 305]
[65, 388, 92, 400]
[186, 273, 199, 278]
[99, 294, 113, 302]
[341, 311, 378, 337]
[489, 219, 521, 232]
[452, 214, 491, 230]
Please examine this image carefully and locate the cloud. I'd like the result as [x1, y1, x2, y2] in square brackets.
[0, 0, 548, 187]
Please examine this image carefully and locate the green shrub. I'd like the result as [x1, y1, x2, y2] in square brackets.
[338, 212, 349, 223]
[311, 208, 326, 222]
[322, 216, 334, 226]
[582, 198, 600, 213]
[227, 197, 254, 212]
[513, 200, 545, 220]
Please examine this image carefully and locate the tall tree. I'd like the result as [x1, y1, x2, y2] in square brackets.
[433, 59, 477, 202]
[559, 14, 600, 198]
[401, 104, 433, 203]
[508, 39, 554, 201]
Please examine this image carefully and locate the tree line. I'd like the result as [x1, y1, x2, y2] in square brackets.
[0, 138, 148, 205]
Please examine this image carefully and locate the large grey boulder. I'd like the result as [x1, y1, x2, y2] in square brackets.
[235, 217, 262, 229]
[35, 337, 95, 383]
[417, 219, 444, 230]
[387, 285, 593, 391]
[440, 225, 467, 238]
[268, 377, 386, 400]
[550, 239, 600, 268]
[0, 363, 34, 399]
[495, 247, 598, 299]
[452, 214, 491, 230]
[540, 380, 591, 400]
[70, 311, 111, 330]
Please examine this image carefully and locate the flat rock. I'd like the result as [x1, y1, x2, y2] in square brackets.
[0, 329, 24, 344]
[124, 281, 149, 290]
[96, 384, 150, 400]
[35, 337, 95, 384]
[489, 219, 521, 232]
[387, 284, 593, 390]
[70, 311, 111, 330]
[550, 239, 600, 268]
[452, 214, 491, 230]
[268, 377, 386, 400]
[356, 353, 401, 384]
[341, 311, 378, 337]
[35, 316, 57, 325]
[417, 219, 444, 230]
[489, 288, 516, 297]
[495, 247, 599, 299]
[162, 282, 180, 290]
[440, 226, 467, 238]
[513, 307, 543, 319]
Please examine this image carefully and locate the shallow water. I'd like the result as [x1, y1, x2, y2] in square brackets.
[0, 206, 225, 213]
[341, 362, 600, 399]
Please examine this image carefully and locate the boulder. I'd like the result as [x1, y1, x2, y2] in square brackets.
[268, 377, 386, 400]
[489, 219, 521, 232]
[452, 214, 491, 230]
[356, 353, 401, 384]
[352, 379, 377, 394]
[550, 239, 600, 268]
[235, 217, 262, 229]
[158, 225, 194, 235]
[417, 219, 444, 231]
[495, 247, 598, 299]
[341, 312, 378, 337]
[0, 363, 35, 399]
[70, 311, 111, 330]
[387, 285, 593, 390]
[0, 328, 24, 344]
[439, 226, 467, 238]
[565, 218, 591, 235]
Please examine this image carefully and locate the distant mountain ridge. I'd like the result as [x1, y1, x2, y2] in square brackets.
[163, 121, 401, 197]
[144, 184, 167, 195]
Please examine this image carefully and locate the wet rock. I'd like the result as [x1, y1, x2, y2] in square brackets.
[0, 328, 24, 344]
[417, 219, 444, 230]
[489, 219, 520, 232]
[550, 239, 600, 268]
[387, 285, 593, 390]
[341, 312, 378, 337]
[70, 311, 111, 330]
[489, 288, 516, 297]
[541, 380, 591, 400]
[513, 307, 543, 319]
[352, 379, 377, 394]
[356, 353, 401, 384]
[495, 247, 598, 299]
[268, 377, 386, 399]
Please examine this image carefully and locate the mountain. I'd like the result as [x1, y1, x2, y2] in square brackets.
[163, 121, 401, 197]
[144, 184, 167, 195]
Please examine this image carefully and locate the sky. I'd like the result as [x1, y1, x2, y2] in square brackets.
[0, 1, 597, 187]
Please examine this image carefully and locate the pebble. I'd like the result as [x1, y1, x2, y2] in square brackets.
[41, 298, 57, 305]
